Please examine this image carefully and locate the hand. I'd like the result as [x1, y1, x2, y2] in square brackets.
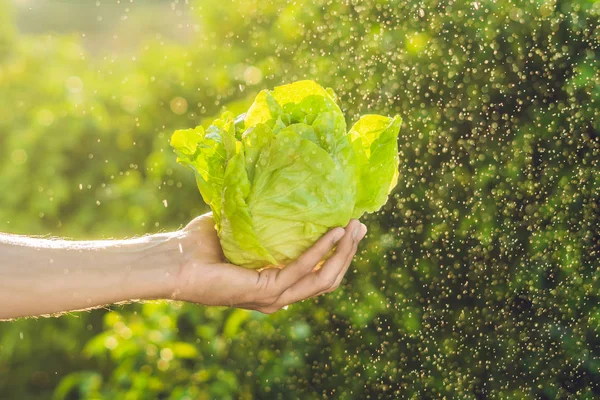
[172, 214, 367, 314]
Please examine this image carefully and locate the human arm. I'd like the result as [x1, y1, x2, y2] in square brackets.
[0, 214, 366, 320]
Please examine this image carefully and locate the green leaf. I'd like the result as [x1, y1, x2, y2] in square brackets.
[219, 151, 278, 267]
[170, 125, 227, 223]
[244, 90, 283, 129]
[52, 372, 102, 400]
[223, 309, 251, 338]
[241, 123, 275, 182]
[172, 342, 199, 359]
[247, 128, 354, 264]
[349, 114, 402, 216]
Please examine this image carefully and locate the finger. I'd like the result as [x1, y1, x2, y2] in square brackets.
[331, 223, 367, 290]
[314, 222, 366, 297]
[275, 226, 345, 290]
[271, 220, 361, 305]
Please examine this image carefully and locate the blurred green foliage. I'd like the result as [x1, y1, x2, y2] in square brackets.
[1, 0, 599, 398]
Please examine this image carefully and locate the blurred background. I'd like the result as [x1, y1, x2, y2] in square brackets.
[0, 0, 599, 398]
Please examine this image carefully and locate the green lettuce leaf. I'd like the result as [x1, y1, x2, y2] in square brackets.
[220, 150, 278, 268]
[170, 125, 226, 223]
[349, 114, 402, 216]
[247, 127, 354, 264]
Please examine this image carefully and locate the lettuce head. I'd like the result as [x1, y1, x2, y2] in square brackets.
[171, 80, 401, 268]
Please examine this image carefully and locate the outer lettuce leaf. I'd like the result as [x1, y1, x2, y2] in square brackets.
[247, 128, 354, 264]
[219, 151, 278, 268]
[210, 111, 239, 159]
[281, 123, 319, 145]
[170, 125, 226, 223]
[241, 123, 274, 182]
[312, 110, 346, 154]
[349, 114, 402, 217]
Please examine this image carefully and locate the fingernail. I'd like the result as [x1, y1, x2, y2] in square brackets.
[353, 226, 361, 240]
[333, 228, 344, 243]
[359, 224, 367, 239]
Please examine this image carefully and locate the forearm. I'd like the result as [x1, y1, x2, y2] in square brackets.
[0, 232, 186, 320]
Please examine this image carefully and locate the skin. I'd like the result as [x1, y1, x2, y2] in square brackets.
[0, 214, 367, 321]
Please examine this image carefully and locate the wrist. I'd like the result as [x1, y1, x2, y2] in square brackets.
[141, 224, 216, 302]
[126, 231, 188, 301]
